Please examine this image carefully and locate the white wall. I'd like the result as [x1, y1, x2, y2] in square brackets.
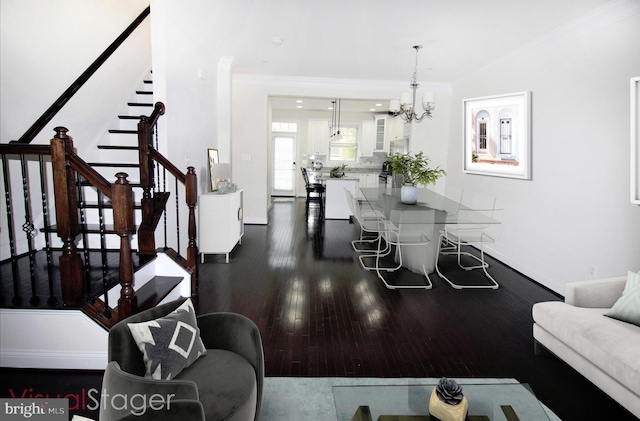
[446, 3, 640, 293]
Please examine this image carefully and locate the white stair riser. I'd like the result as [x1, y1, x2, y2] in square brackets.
[135, 93, 153, 103]
[127, 105, 154, 117]
[118, 117, 141, 131]
[108, 132, 138, 146]
[98, 147, 139, 164]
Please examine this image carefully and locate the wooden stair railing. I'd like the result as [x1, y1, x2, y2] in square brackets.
[137, 102, 199, 303]
[50, 127, 137, 320]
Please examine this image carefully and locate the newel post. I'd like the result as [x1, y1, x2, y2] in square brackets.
[185, 166, 199, 302]
[50, 127, 84, 307]
[112, 172, 137, 319]
[137, 115, 155, 257]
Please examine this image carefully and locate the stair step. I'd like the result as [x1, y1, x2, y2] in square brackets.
[134, 276, 184, 312]
[127, 102, 153, 107]
[87, 162, 139, 168]
[97, 145, 139, 150]
[118, 115, 142, 120]
[136, 91, 153, 95]
[108, 129, 137, 134]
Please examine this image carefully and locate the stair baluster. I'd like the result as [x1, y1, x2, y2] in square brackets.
[77, 175, 93, 299]
[19, 155, 39, 305]
[2, 153, 22, 305]
[38, 155, 58, 306]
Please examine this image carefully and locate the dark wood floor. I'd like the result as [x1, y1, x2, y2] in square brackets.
[1, 198, 636, 420]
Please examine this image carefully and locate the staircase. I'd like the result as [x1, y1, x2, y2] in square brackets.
[0, 72, 199, 369]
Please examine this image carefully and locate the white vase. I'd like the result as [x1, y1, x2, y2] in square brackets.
[401, 184, 418, 204]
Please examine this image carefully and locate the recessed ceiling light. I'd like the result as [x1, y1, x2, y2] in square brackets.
[296, 100, 303, 103]
[370, 108, 376, 111]
[297, 105, 303, 108]
[375, 103, 382, 107]
[328, 107, 334, 110]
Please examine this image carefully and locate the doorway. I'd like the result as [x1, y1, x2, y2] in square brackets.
[272, 133, 297, 196]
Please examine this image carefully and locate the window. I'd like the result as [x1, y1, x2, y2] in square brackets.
[272, 122, 297, 133]
[329, 126, 358, 161]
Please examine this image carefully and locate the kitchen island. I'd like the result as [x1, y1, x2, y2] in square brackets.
[323, 178, 358, 219]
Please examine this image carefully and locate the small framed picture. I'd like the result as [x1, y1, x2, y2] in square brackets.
[631, 77, 640, 204]
[463, 91, 531, 180]
[208, 148, 219, 191]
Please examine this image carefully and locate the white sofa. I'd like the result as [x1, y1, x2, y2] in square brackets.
[532, 276, 640, 419]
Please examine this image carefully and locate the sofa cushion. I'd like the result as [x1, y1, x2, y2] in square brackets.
[176, 349, 257, 421]
[532, 301, 640, 396]
[605, 270, 640, 327]
[128, 298, 207, 380]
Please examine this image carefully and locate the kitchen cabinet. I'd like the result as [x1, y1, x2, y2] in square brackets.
[387, 116, 404, 142]
[349, 172, 379, 189]
[308, 119, 329, 156]
[388, 116, 408, 154]
[359, 120, 376, 157]
[324, 178, 358, 219]
[374, 116, 389, 153]
[199, 190, 244, 263]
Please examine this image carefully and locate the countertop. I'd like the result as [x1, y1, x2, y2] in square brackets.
[319, 177, 360, 181]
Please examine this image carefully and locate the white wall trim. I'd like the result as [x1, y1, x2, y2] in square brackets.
[0, 349, 107, 370]
[234, 74, 451, 94]
[0, 309, 108, 370]
[217, 56, 235, 163]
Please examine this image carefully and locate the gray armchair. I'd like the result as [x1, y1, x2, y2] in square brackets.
[100, 297, 264, 421]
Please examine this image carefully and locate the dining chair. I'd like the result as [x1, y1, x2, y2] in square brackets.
[345, 190, 397, 271]
[374, 209, 435, 290]
[345, 189, 386, 254]
[435, 192, 503, 289]
[301, 167, 325, 212]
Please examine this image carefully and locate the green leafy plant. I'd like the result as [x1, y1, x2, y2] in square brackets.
[387, 152, 446, 186]
[330, 164, 347, 178]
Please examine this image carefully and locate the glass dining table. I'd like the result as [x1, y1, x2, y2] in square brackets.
[358, 187, 500, 276]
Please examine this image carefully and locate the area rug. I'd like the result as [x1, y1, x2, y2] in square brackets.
[260, 377, 562, 421]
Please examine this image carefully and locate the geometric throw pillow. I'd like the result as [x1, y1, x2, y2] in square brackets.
[605, 270, 640, 327]
[127, 298, 207, 380]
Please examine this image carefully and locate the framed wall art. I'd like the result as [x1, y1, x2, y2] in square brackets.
[463, 91, 531, 179]
[631, 76, 640, 204]
[208, 148, 219, 191]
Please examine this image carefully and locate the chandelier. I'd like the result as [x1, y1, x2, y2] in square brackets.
[389, 45, 435, 123]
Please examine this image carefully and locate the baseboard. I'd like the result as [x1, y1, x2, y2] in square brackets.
[0, 309, 108, 370]
[0, 349, 107, 370]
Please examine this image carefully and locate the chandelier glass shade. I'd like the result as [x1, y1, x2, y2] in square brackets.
[389, 45, 435, 123]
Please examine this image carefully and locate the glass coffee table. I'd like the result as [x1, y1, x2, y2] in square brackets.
[333, 382, 551, 421]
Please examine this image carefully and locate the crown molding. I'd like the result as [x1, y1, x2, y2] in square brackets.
[233, 74, 451, 93]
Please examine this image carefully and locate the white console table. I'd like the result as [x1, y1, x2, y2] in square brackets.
[199, 189, 244, 263]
